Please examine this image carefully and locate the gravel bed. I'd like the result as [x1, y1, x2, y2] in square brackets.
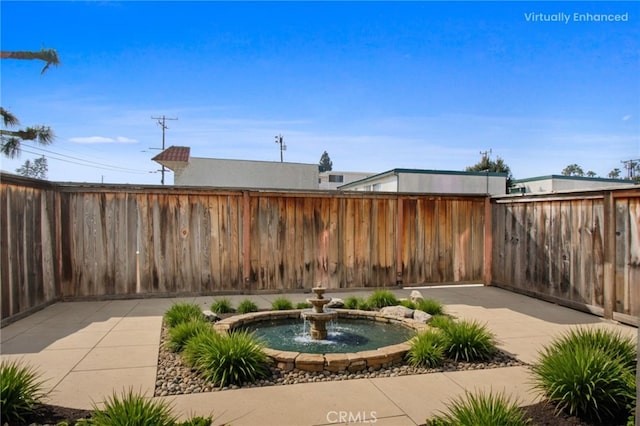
[154, 322, 526, 397]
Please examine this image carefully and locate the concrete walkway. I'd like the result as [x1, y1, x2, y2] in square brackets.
[1, 286, 637, 425]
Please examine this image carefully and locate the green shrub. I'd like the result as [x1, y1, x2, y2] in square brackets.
[416, 298, 444, 316]
[368, 289, 398, 309]
[87, 388, 178, 426]
[183, 329, 222, 367]
[398, 299, 416, 309]
[426, 390, 531, 426]
[406, 330, 447, 368]
[548, 328, 636, 370]
[164, 303, 205, 328]
[531, 330, 636, 423]
[296, 302, 312, 309]
[166, 320, 212, 353]
[184, 330, 270, 388]
[344, 296, 362, 309]
[210, 298, 234, 314]
[429, 314, 454, 330]
[441, 320, 496, 362]
[356, 299, 372, 311]
[0, 360, 46, 424]
[271, 297, 294, 310]
[178, 416, 213, 426]
[237, 299, 259, 314]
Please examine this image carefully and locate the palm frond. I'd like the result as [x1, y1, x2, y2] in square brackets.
[0, 107, 20, 127]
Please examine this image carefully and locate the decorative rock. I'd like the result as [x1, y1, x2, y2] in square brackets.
[410, 290, 424, 302]
[326, 298, 344, 308]
[412, 310, 432, 323]
[202, 310, 220, 322]
[380, 305, 414, 319]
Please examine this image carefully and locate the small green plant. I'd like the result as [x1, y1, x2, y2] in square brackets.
[368, 289, 398, 309]
[87, 388, 178, 425]
[344, 296, 364, 309]
[271, 296, 294, 310]
[237, 299, 259, 314]
[548, 328, 636, 370]
[429, 314, 454, 330]
[441, 320, 496, 362]
[356, 299, 372, 311]
[164, 303, 205, 328]
[398, 299, 416, 309]
[178, 416, 214, 426]
[531, 329, 636, 423]
[416, 298, 445, 316]
[406, 330, 447, 368]
[426, 390, 531, 426]
[0, 360, 46, 424]
[183, 329, 222, 367]
[185, 330, 270, 388]
[210, 298, 234, 314]
[296, 301, 312, 309]
[166, 320, 212, 353]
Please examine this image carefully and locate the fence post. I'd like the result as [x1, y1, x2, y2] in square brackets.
[396, 196, 404, 285]
[603, 191, 615, 320]
[243, 191, 251, 290]
[484, 196, 492, 286]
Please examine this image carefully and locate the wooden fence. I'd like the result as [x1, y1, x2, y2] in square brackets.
[491, 190, 639, 325]
[1, 174, 487, 323]
[1, 174, 637, 326]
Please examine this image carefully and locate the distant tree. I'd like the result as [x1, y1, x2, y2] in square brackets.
[465, 154, 514, 190]
[319, 151, 333, 172]
[1, 48, 59, 158]
[16, 155, 48, 179]
[608, 168, 622, 179]
[585, 171, 597, 177]
[561, 164, 585, 177]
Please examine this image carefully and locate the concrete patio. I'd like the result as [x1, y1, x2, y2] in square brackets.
[1, 285, 637, 425]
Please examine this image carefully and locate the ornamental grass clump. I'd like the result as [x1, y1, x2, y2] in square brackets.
[0, 360, 46, 425]
[271, 297, 294, 310]
[416, 298, 445, 316]
[184, 329, 270, 388]
[429, 314, 454, 330]
[210, 298, 234, 314]
[237, 299, 259, 314]
[531, 328, 637, 423]
[296, 302, 312, 309]
[426, 390, 531, 426]
[166, 319, 212, 353]
[164, 303, 205, 328]
[398, 299, 416, 309]
[440, 320, 496, 362]
[343, 296, 360, 309]
[86, 388, 178, 426]
[368, 289, 398, 309]
[406, 330, 447, 368]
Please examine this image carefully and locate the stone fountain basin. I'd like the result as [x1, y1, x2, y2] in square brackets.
[213, 309, 430, 373]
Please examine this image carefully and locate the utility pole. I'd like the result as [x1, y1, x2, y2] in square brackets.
[479, 148, 492, 162]
[275, 134, 286, 162]
[151, 115, 178, 185]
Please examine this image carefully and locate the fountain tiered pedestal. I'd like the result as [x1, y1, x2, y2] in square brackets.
[301, 287, 338, 340]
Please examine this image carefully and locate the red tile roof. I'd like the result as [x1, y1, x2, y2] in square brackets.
[152, 146, 190, 163]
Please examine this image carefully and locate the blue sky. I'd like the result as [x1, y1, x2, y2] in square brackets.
[1, 1, 638, 184]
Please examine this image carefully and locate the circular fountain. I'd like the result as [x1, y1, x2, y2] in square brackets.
[214, 289, 430, 372]
[301, 287, 338, 340]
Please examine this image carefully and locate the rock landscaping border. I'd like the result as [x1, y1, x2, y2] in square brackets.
[213, 309, 430, 372]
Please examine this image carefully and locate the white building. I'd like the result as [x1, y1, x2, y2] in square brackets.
[338, 169, 508, 195]
[152, 146, 319, 189]
[510, 175, 636, 194]
[318, 171, 374, 190]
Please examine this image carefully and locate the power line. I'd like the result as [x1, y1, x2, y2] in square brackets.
[151, 115, 178, 185]
[22, 143, 147, 173]
[17, 147, 150, 174]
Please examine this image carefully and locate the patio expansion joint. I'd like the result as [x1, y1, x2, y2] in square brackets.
[48, 300, 141, 393]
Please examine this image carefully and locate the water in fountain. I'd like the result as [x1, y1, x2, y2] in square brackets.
[242, 287, 414, 354]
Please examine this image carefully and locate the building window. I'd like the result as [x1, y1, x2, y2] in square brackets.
[328, 174, 344, 183]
